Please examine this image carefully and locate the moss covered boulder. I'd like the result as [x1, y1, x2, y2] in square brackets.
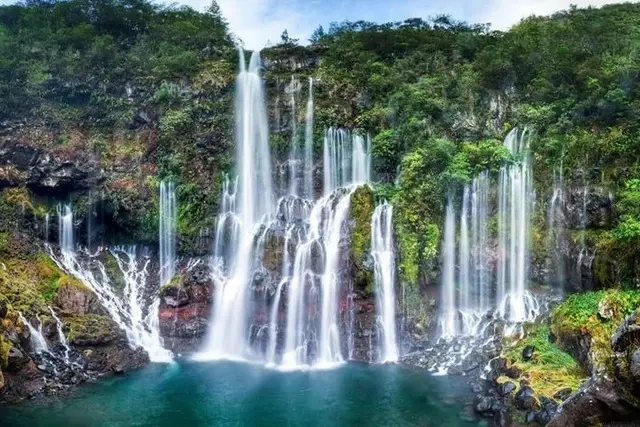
[53, 277, 102, 316]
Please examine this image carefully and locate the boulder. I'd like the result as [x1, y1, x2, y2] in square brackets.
[522, 345, 535, 361]
[6, 346, 29, 373]
[53, 280, 103, 316]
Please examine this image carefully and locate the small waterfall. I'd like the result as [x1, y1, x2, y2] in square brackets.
[371, 202, 398, 362]
[303, 78, 314, 199]
[50, 209, 172, 362]
[44, 213, 50, 243]
[212, 174, 240, 274]
[547, 165, 565, 291]
[159, 180, 177, 286]
[323, 128, 371, 195]
[288, 76, 300, 197]
[18, 312, 49, 354]
[203, 48, 274, 359]
[48, 306, 70, 364]
[440, 199, 458, 337]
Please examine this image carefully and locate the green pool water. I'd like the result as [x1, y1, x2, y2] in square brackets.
[0, 361, 484, 426]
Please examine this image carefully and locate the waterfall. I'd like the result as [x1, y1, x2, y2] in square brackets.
[323, 128, 371, 195]
[440, 128, 540, 337]
[316, 187, 356, 366]
[371, 202, 398, 362]
[496, 128, 537, 322]
[288, 76, 300, 197]
[50, 209, 172, 362]
[303, 78, 314, 199]
[200, 50, 378, 368]
[48, 306, 70, 364]
[548, 165, 565, 291]
[202, 48, 274, 360]
[159, 180, 177, 286]
[44, 213, 50, 243]
[440, 199, 458, 337]
[18, 312, 49, 354]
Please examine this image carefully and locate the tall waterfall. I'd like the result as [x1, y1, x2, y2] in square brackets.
[496, 128, 536, 322]
[439, 128, 539, 337]
[440, 200, 458, 337]
[159, 180, 177, 286]
[202, 49, 274, 359]
[303, 78, 314, 199]
[323, 128, 371, 195]
[287, 76, 300, 197]
[371, 202, 398, 362]
[200, 49, 380, 368]
[50, 207, 172, 362]
[547, 164, 565, 291]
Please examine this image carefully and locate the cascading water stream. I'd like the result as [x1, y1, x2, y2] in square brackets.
[50, 206, 172, 362]
[48, 306, 71, 364]
[371, 202, 398, 362]
[439, 128, 540, 338]
[18, 312, 49, 354]
[303, 78, 314, 199]
[202, 48, 274, 360]
[440, 199, 457, 337]
[159, 180, 177, 286]
[323, 128, 371, 195]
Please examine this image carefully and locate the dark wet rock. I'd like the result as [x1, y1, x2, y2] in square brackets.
[553, 387, 573, 401]
[498, 381, 516, 396]
[475, 396, 493, 414]
[158, 260, 214, 354]
[6, 346, 29, 373]
[548, 377, 640, 427]
[493, 408, 510, 427]
[0, 360, 45, 404]
[504, 365, 520, 379]
[522, 345, 535, 361]
[81, 341, 149, 374]
[515, 386, 538, 411]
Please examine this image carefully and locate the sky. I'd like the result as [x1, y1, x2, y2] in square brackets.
[0, 0, 628, 49]
[183, 0, 626, 49]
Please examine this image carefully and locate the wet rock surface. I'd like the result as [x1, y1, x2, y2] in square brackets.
[158, 260, 213, 354]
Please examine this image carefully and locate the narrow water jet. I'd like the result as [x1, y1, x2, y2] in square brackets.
[371, 202, 398, 362]
[159, 180, 177, 286]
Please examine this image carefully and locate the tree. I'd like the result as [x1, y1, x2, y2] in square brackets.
[279, 29, 298, 46]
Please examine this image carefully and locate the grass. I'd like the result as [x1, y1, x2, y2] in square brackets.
[503, 325, 586, 399]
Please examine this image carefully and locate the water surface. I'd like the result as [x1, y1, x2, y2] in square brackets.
[0, 361, 483, 426]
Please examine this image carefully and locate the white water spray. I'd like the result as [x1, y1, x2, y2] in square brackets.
[371, 202, 398, 362]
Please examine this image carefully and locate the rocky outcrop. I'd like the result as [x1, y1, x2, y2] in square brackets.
[548, 309, 640, 425]
[0, 140, 103, 195]
[158, 261, 213, 354]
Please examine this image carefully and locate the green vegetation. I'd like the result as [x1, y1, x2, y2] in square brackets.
[503, 325, 585, 399]
[350, 185, 375, 292]
[552, 290, 640, 372]
[66, 314, 116, 344]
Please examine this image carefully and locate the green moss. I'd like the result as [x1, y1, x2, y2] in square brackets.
[66, 314, 116, 344]
[158, 274, 182, 296]
[503, 325, 585, 399]
[0, 334, 10, 369]
[552, 289, 640, 373]
[101, 252, 126, 294]
[349, 185, 375, 291]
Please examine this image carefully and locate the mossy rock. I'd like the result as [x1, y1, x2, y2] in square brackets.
[503, 325, 585, 400]
[66, 314, 119, 346]
[551, 290, 640, 374]
[100, 252, 126, 295]
[53, 278, 100, 316]
[0, 333, 11, 370]
[349, 185, 375, 292]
